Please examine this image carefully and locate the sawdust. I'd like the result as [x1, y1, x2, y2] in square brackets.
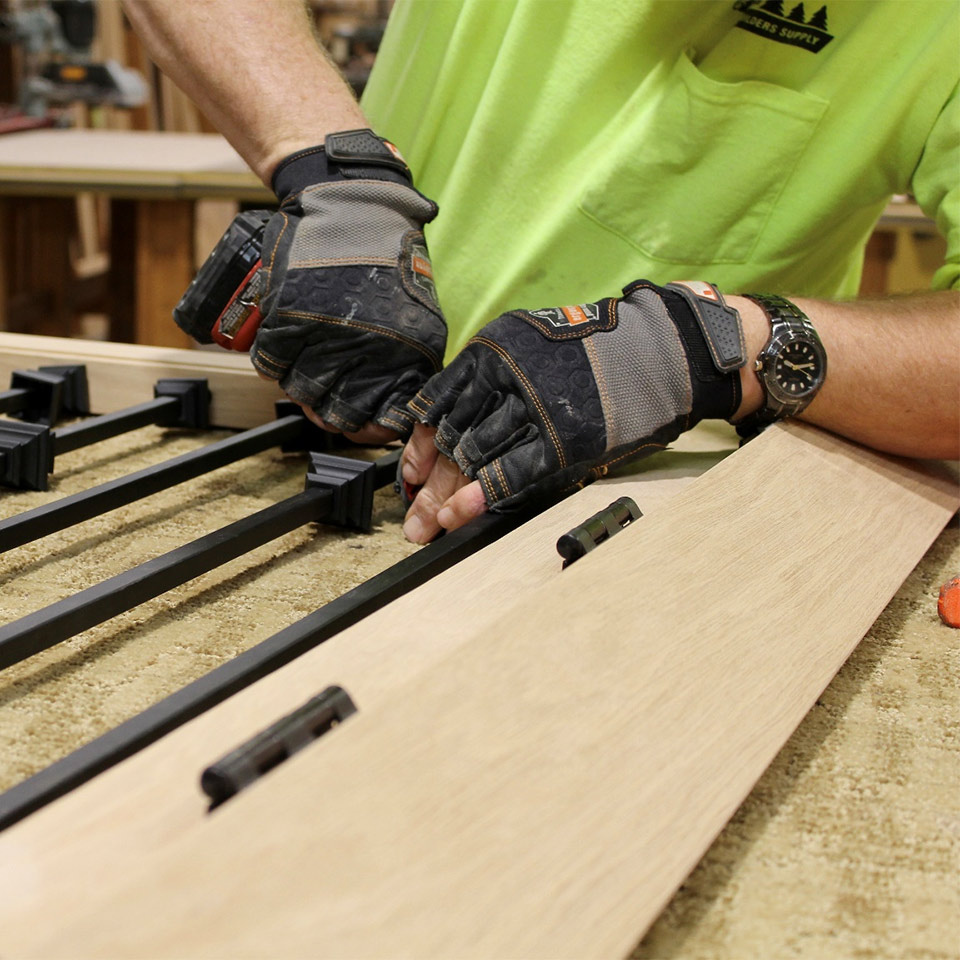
[0, 422, 957, 958]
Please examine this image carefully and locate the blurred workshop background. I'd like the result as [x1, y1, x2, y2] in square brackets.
[0, 0, 390, 348]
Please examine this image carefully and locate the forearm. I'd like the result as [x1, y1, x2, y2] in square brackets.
[122, 0, 367, 183]
[728, 290, 960, 460]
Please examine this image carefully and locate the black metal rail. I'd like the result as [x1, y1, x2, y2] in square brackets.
[50, 396, 183, 456]
[0, 487, 332, 672]
[0, 378, 209, 491]
[0, 504, 535, 832]
[0, 450, 398, 673]
[0, 386, 36, 416]
[0, 414, 305, 553]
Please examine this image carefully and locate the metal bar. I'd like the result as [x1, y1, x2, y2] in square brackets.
[51, 396, 181, 456]
[0, 487, 332, 673]
[372, 453, 402, 490]
[0, 388, 28, 416]
[0, 415, 306, 554]
[0, 505, 535, 832]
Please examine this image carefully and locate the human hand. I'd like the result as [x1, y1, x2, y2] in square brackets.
[400, 280, 748, 542]
[253, 129, 447, 442]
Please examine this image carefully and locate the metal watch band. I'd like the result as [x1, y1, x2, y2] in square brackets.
[739, 293, 826, 430]
[666, 281, 746, 373]
[746, 293, 819, 346]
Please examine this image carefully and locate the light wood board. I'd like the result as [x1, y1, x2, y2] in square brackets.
[0, 331, 283, 428]
[0, 439, 726, 923]
[0, 130, 271, 201]
[0, 421, 954, 958]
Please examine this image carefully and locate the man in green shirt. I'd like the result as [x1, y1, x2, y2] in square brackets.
[124, 0, 959, 543]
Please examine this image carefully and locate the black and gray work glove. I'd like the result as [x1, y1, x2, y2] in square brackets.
[407, 279, 746, 510]
[255, 129, 447, 437]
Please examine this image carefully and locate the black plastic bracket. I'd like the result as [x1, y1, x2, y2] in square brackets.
[6, 371, 62, 425]
[556, 496, 642, 568]
[3, 365, 88, 425]
[200, 685, 357, 809]
[38, 365, 90, 418]
[0, 420, 53, 491]
[153, 379, 212, 429]
[306, 452, 377, 531]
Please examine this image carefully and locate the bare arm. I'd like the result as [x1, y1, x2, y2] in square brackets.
[122, 0, 367, 183]
[729, 290, 960, 460]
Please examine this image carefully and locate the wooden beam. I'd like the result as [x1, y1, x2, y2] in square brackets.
[0, 422, 954, 958]
[0, 331, 283, 428]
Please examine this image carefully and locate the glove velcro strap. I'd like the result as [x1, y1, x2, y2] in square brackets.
[325, 129, 411, 177]
[658, 285, 742, 421]
[665, 281, 746, 373]
[271, 129, 414, 199]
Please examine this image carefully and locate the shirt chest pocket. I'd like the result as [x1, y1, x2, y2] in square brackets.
[579, 50, 829, 266]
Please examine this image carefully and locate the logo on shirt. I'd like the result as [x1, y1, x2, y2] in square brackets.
[733, 1, 834, 53]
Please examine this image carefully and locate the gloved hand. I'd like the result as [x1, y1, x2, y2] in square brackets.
[254, 129, 447, 439]
[402, 279, 747, 525]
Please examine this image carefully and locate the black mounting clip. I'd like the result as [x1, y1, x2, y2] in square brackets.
[37, 365, 90, 420]
[200, 685, 357, 809]
[556, 496, 642, 568]
[0, 420, 52, 491]
[154, 379, 212, 429]
[0, 365, 89, 425]
[306, 451, 378, 531]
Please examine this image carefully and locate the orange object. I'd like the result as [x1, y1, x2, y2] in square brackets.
[938, 575, 960, 627]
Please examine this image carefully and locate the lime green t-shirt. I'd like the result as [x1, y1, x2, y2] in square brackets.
[362, 0, 960, 357]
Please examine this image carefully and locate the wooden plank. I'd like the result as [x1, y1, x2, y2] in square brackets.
[0, 422, 954, 958]
[0, 438, 727, 895]
[0, 331, 283, 428]
[0, 130, 271, 202]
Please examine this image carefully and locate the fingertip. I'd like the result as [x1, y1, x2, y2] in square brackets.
[436, 482, 487, 532]
[298, 404, 341, 432]
[402, 514, 425, 544]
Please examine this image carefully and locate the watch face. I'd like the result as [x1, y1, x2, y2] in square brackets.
[769, 337, 825, 404]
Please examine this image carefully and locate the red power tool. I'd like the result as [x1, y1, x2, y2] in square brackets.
[173, 210, 271, 352]
[174, 209, 422, 507]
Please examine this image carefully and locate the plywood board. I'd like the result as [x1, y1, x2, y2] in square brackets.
[0, 421, 954, 958]
[0, 331, 282, 427]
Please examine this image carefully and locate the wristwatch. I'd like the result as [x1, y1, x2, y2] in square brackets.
[736, 293, 827, 438]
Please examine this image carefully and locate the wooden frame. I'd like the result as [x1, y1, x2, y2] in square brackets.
[0, 380, 954, 958]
